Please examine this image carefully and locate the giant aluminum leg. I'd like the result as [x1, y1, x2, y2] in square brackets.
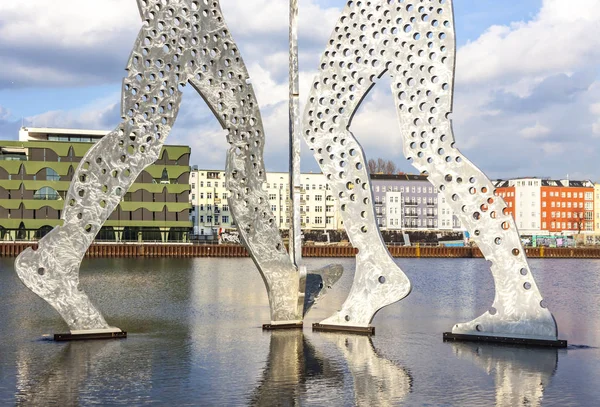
[303, 0, 560, 343]
[14, 0, 190, 335]
[302, 5, 415, 332]
[14, 0, 310, 334]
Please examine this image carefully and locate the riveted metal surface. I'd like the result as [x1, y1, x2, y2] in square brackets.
[302, 0, 558, 340]
[15, 0, 302, 330]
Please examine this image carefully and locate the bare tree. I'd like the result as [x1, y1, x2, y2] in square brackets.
[574, 209, 585, 234]
[367, 158, 398, 174]
[377, 158, 386, 173]
[384, 160, 397, 175]
[367, 158, 377, 174]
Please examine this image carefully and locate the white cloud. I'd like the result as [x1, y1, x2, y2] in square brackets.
[520, 123, 551, 139]
[0, 106, 11, 121]
[457, 0, 600, 86]
[2, 0, 600, 181]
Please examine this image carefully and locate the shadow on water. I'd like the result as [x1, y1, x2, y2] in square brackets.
[449, 342, 558, 407]
[250, 330, 412, 406]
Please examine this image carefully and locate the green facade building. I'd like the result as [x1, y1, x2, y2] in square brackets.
[0, 127, 192, 242]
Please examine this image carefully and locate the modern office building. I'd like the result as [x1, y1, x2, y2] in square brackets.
[495, 177, 595, 236]
[0, 127, 192, 242]
[190, 169, 463, 238]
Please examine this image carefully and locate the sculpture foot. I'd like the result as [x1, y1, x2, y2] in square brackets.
[317, 254, 411, 330]
[451, 308, 559, 342]
[15, 236, 110, 331]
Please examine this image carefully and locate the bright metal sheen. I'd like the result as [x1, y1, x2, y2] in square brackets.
[325, 333, 412, 405]
[289, 0, 302, 268]
[15, 0, 304, 330]
[451, 342, 557, 406]
[302, 0, 558, 340]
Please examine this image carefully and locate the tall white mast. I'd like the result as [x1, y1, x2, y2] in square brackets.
[289, 0, 302, 267]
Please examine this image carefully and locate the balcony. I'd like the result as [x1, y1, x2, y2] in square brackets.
[404, 201, 418, 206]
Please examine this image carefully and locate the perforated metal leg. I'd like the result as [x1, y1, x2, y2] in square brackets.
[15, 0, 306, 330]
[303, 0, 558, 341]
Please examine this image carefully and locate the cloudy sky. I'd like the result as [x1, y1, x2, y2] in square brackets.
[0, 0, 599, 181]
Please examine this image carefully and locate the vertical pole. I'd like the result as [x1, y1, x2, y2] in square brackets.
[289, 0, 302, 267]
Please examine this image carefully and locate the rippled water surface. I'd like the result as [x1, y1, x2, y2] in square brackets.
[0, 257, 599, 406]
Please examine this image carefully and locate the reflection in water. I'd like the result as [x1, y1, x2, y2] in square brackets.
[251, 331, 412, 406]
[450, 343, 558, 407]
[322, 333, 412, 406]
[250, 331, 343, 406]
[15, 341, 122, 405]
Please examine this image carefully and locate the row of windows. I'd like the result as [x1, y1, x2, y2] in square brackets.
[196, 215, 230, 224]
[381, 219, 438, 227]
[192, 192, 228, 200]
[374, 185, 435, 194]
[196, 204, 229, 212]
[543, 191, 592, 200]
[375, 196, 438, 204]
[543, 211, 588, 219]
[540, 221, 594, 231]
[376, 207, 437, 216]
[543, 201, 585, 209]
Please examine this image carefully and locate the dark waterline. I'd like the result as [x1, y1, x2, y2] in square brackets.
[0, 257, 599, 406]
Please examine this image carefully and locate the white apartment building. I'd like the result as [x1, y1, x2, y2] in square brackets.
[189, 169, 343, 237]
[189, 169, 463, 238]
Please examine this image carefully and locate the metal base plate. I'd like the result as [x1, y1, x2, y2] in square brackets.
[54, 331, 127, 342]
[313, 323, 375, 335]
[262, 322, 304, 330]
[443, 332, 567, 348]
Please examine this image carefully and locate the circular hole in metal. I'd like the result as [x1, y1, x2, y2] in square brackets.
[512, 248, 520, 256]
[494, 237, 502, 245]
[540, 300, 548, 309]
[37, 267, 45, 276]
[489, 307, 497, 316]
[474, 230, 480, 236]
[345, 315, 350, 322]
[520, 268, 528, 276]
[475, 324, 483, 332]
[378, 276, 386, 284]
[524, 282, 532, 290]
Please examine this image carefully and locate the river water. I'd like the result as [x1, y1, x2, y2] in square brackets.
[0, 257, 598, 406]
